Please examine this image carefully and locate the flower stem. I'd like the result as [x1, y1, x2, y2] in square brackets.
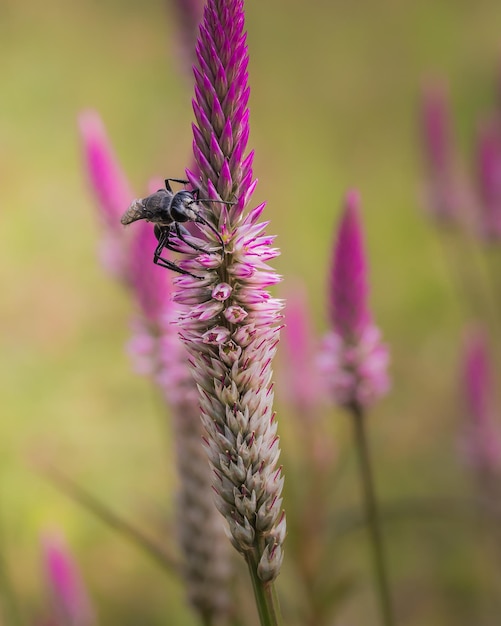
[350, 403, 395, 626]
[245, 554, 283, 626]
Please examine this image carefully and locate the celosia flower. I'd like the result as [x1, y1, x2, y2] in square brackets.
[420, 80, 462, 224]
[79, 122, 232, 620]
[41, 531, 94, 626]
[460, 327, 501, 474]
[281, 282, 323, 417]
[78, 110, 133, 279]
[475, 117, 501, 240]
[173, 0, 285, 583]
[318, 191, 389, 409]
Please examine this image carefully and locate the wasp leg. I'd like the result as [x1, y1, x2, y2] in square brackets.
[164, 178, 189, 192]
[153, 255, 203, 278]
[153, 229, 203, 279]
[156, 223, 214, 255]
[174, 222, 219, 254]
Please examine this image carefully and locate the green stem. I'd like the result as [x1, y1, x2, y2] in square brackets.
[350, 404, 395, 626]
[245, 554, 283, 626]
[40, 464, 180, 575]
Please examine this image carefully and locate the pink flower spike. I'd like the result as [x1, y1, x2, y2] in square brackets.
[475, 116, 501, 240]
[281, 281, 323, 416]
[330, 190, 370, 340]
[461, 327, 501, 473]
[319, 191, 390, 409]
[78, 110, 133, 229]
[422, 80, 452, 175]
[176, 0, 285, 584]
[128, 220, 171, 324]
[420, 79, 462, 223]
[78, 110, 133, 278]
[42, 531, 94, 626]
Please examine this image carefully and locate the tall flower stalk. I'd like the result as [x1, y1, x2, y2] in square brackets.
[79, 112, 232, 625]
[460, 327, 501, 486]
[476, 117, 501, 241]
[172, 0, 286, 623]
[420, 80, 462, 226]
[319, 191, 392, 626]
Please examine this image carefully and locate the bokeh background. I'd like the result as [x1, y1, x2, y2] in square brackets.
[2, 0, 501, 624]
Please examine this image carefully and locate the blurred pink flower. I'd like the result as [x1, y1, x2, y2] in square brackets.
[127, 220, 170, 325]
[78, 109, 133, 279]
[475, 116, 501, 240]
[170, 0, 204, 72]
[319, 191, 389, 409]
[80, 115, 232, 619]
[281, 282, 323, 416]
[460, 327, 501, 474]
[420, 79, 463, 224]
[42, 531, 94, 626]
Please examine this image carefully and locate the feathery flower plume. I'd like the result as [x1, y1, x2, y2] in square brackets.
[461, 327, 501, 475]
[173, 0, 286, 588]
[420, 80, 462, 224]
[41, 531, 94, 626]
[78, 110, 133, 279]
[319, 191, 389, 409]
[79, 118, 232, 622]
[475, 117, 501, 240]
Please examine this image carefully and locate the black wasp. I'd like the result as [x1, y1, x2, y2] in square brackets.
[121, 178, 232, 278]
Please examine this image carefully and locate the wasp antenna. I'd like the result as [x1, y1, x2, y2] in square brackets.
[196, 198, 236, 206]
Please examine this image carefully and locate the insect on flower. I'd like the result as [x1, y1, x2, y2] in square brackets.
[121, 178, 232, 278]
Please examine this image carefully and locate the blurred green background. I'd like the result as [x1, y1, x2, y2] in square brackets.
[2, 0, 501, 624]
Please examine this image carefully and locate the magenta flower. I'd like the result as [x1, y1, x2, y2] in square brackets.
[318, 191, 389, 409]
[281, 282, 324, 417]
[79, 121, 232, 620]
[420, 80, 462, 224]
[475, 116, 501, 240]
[78, 110, 133, 279]
[172, 0, 285, 583]
[460, 327, 501, 474]
[42, 531, 94, 626]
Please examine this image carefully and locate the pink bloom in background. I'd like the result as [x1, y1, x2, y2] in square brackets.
[329, 191, 370, 340]
[461, 328, 501, 474]
[78, 110, 133, 279]
[475, 116, 501, 240]
[42, 531, 94, 626]
[125, 220, 173, 378]
[420, 80, 463, 224]
[127, 220, 170, 326]
[169, 0, 205, 72]
[281, 282, 324, 416]
[319, 191, 389, 409]
[80, 116, 233, 620]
